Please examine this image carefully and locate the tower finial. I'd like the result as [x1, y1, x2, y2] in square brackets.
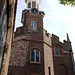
[25, 0, 41, 9]
[67, 33, 71, 42]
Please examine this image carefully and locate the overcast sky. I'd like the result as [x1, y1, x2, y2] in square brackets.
[15, 0, 75, 60]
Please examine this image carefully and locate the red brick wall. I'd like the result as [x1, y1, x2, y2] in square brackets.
[8, 35, 45, 75]
[23, 11, 43, 29]
[8, 9, 45, 75]
[51, 34, 75, 75]
[8, 40, 29, 75]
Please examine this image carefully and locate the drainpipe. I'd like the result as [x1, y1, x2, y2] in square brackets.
[69, 49, 75, 73]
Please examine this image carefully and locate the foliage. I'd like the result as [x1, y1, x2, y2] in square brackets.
[59, 0, 75, 6]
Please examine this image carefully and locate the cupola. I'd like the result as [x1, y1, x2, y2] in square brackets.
[25, 0, 41, 9]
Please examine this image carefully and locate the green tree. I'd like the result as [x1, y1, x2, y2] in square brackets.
[59, 0, 75, 6]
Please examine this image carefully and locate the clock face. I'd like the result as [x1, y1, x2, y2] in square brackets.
[32, 10, 37, 14]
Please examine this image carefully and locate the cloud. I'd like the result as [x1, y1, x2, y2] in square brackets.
[41, 0, 75, 59]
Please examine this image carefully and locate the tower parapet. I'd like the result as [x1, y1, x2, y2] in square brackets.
[25, 0, 41, 9]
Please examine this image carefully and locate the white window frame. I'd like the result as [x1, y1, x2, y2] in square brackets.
[30, 49, 40, 63]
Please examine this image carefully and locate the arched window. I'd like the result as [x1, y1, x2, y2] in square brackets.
[32, 21, 37, 31]
[58, 47, 62, 55]
[55, 46, 58, 55]
[31, 49, 40, 63]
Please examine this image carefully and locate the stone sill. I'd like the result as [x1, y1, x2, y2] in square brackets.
[54, 55, 64, 57]
[29, 62, 42, 65]
[32, 30, 38, 32]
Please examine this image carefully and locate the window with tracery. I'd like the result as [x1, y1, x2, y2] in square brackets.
[54, 46, 62, 55]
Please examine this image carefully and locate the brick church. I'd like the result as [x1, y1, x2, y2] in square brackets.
[8, 0, 75, 75]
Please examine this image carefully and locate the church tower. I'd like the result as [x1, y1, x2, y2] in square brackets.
[8, 0, 54, 75]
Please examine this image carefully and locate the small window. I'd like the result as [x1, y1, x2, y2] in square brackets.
[58, 47, 62, 55]
[55, 46, 58, 55]
[48, 67, 51, 75]
[32, 2, 36, 8]
[28, 2, 31, 8]
[32, 21, 37, 30]
[31, 50, 40, 63]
